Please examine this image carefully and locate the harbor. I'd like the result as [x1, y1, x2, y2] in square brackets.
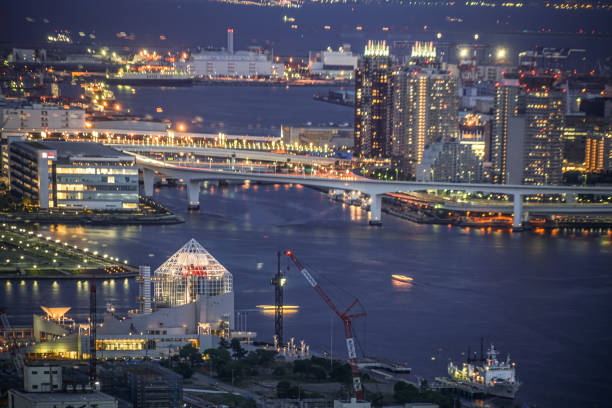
[0, 183, 610, 406]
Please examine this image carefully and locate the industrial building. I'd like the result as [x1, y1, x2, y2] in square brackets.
[0, 103, 85, 132]
[309, 45, 359, 80]
[179, 29, 283, 78]
[8, 141, 139, 210]
[25, 239, 242, 361]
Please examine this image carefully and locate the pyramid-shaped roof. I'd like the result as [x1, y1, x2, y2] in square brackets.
[154, 238, 231, 279]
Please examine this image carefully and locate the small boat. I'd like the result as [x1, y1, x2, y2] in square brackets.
[392, 274, 413, 282]
[256, 305, 299, 311]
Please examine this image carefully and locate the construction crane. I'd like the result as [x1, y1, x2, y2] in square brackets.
[89, 276, 97, 388]
[284, 250, 366, 400]
[270, 251, 285, 346]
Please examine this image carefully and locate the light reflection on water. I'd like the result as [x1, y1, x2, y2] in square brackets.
[0, 184, 610, 407]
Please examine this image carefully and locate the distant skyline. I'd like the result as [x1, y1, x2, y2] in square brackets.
[2, 0, 611, 63]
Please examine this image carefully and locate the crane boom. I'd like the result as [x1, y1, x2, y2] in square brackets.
[284, 251, 365, 400]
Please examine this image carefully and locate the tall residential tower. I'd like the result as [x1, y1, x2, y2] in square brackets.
[354, 41, 393, 159]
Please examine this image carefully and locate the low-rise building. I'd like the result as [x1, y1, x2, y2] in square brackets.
[0, 103, 85, 132]
[309, 45, 359, 80]
[8, 141, 139, 210]
[8, 390, 118, 408]
[281, 125, 353, 148]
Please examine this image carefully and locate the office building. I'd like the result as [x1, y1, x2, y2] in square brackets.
[354, 41, 393, 159]
[9, 141, 139, 210]
[8, 363, 118, 408]
[99, 363, 182, 408]
[0, 103, 86, 132]
[392, 66, 459, 174]
[309, 45, 359, 80]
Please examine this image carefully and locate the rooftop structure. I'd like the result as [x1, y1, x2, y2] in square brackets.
[154, 239, 233, 307]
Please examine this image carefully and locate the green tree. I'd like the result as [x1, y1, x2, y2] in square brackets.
[180, 344, 203, 366]
[231, 338, 247, 360]
[393, 381, 419, 403]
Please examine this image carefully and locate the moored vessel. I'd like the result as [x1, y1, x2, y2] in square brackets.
[447, 343, 520, 399]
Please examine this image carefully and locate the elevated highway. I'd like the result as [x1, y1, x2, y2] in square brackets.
[131, 153, 612, 229]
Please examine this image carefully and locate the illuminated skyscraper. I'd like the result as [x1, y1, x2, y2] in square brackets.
[392, 66, 458, 174]
[491, 77, 565, 185]
[521, 87, 565, 185]
[491, 79, 523, 184]
[354, 41, 393, 159]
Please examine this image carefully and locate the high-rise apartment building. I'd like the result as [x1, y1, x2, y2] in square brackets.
[522, 87, 565, 185]
[585, 126, 612, 172]
[392, 66, 458, 174]
[354, 41, 393, 159]
[491, 79, 523, 184]
[491, 77, 565, 185]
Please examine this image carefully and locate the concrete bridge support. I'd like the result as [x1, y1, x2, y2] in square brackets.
[369, 194, 383, 226]
[513, 194, 524, 230]
[143, 168, 154, 197]
[187, 180, 201, 210]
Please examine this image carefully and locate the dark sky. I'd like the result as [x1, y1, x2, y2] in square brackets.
[2, 0, 611, 59]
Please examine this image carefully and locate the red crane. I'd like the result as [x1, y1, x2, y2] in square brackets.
[284, 250, 366, 400]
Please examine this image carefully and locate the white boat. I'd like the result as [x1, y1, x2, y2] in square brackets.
[447, 344, 520, 399]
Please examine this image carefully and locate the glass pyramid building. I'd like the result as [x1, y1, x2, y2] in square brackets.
[153, 239, 233, 307]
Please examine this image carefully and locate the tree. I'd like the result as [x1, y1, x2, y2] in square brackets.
[205, 347, 232, 372]
[180, 344, 203, 366]
[218, 337, 230, 349]
[231, 338, 247, 360]
[174, 362, 194, 378]
[393, 381, 419, 403]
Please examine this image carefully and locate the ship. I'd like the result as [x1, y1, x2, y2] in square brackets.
[447, 343, 520, 399]
[106, 70, 194, 86]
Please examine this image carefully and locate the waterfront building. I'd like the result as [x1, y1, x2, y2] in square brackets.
[391, 66, 459, 174]
[178, 29, 283, 78]
[281, 125, 353, 148]
[415, 140, 483, 183]
[354, 41, 393, 159]
[0, 103, 85, 132]
[25, 239, 245, 361]
[309, 45, 359, 80]
[8, 141, 139, 210]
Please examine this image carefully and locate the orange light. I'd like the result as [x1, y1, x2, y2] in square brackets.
[177, 123, 186, 132]
[114, 104, 121, 111]
[85, 121, 93, 129]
